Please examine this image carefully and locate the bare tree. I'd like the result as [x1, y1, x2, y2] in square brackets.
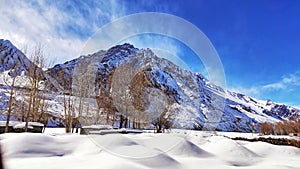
[4, 70, 17, 133]
[72, 57, 99, 132]
[63, 92, 74, 133]
[129, 70, 152, 129]
[2, 45, 49, 132]
[259, 122, 273, 135]
[72, 78, 84, 133]
[260, 119, 300, 136]
[147, 89, 174, 133]
[111, 62, 136, 128]
[57, 68, 75, 133]
[24, 46, 47, 131]
[96, 70, 115, 126]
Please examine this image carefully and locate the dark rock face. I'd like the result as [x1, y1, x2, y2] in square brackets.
[263, 104, 300, 121]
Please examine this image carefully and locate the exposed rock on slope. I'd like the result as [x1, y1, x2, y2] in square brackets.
[0, 39, 32, 76]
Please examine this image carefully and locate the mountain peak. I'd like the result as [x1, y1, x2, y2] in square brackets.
[0, 39, 13, 46]
[0, 39, 31, 75]
[100, 43, 138, 64]
[108, 43, 136, 51]
[0, 39, 18, 54]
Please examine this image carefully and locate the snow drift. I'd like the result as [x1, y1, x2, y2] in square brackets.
[1, 131, 300, 169]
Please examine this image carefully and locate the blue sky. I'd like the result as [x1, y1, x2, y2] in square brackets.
[0, 0, 300, 106]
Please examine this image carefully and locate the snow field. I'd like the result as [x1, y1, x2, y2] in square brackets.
[0, 130, 300, 169]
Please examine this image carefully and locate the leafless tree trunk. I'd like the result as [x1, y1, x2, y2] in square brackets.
[63, 92, 74, 133]
[75, 82, 84, 133]
[147, 89, 174, 133]
[4, 72, 17, 133]
[60, 69, 74, 133]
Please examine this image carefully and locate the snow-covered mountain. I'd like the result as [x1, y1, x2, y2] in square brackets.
[0, 40, 299, 132]
[46, 43, 300, 132]
[0, 39, 33, 76]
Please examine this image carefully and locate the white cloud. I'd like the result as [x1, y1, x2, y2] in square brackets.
[282, 71, 300, 85]
[0, 0, 127, 66]
[0, 1, 83, 65]
[230, 71, 300, 101]
[262, 71, 300, 91]
[262, 82, 285, 90]
[0, 0, 180, 67]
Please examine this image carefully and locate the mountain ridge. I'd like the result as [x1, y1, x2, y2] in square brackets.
[0, 39, 299, 132]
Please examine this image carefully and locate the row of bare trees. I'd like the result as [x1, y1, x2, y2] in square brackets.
[100, 59, 175, 132]
[47, 50, 177, 133]
[4, 46, 50, 133]
[259, 119, 300, 135]
[76, 56, 175, 133]
[24, 47, 48, 131]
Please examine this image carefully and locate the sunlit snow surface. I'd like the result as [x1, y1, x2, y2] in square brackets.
[1, 129, 299, 169]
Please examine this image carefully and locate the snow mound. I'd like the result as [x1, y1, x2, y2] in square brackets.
[202, 136, 261, 166]
[137, 134, 212, 157]
[244, 141, 300, 157]
[89, 134, 181, 168]
[0, 133, 72, 158]
[203, 136, 258, 157]
[168, 139, 213, 157]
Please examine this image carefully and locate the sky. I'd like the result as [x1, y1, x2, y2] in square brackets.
[0, 0, 300, 106]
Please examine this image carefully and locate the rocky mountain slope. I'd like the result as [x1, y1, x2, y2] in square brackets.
[0, 39, 299, 132]
[46, 43, 300, 132]
[0, 39, 33, 76]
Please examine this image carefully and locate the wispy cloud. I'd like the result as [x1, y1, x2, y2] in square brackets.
[262, 82, 285, 90]
[0, 0, 178, 66]
[262, 71, 300, 91]
[230, 71, 300, 105]
[0, 0, 151, 65]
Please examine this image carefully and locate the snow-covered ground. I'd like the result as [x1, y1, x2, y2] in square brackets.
[1, 129, 299, 169]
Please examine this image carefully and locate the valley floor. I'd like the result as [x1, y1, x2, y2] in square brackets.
[0, 129, 300, 169]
